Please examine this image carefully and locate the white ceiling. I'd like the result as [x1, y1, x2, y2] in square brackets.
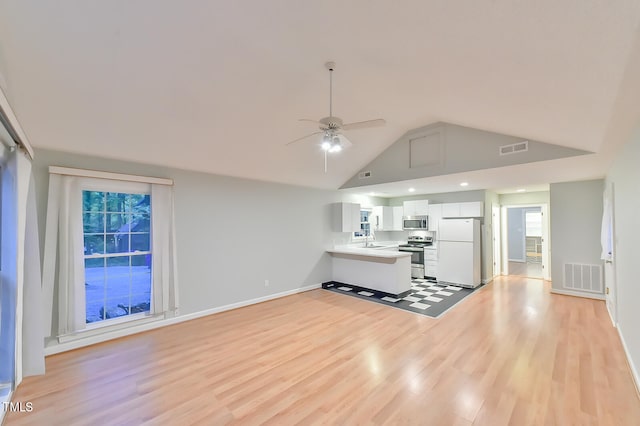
[1, 1, 640, 192]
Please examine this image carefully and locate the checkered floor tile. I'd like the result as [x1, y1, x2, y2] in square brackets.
[323, 279, 480, 318]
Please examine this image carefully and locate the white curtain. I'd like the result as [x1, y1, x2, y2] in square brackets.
[151, 184, 179, 316]
[0, 148, 44, 387]
[42, 174, 86, 337]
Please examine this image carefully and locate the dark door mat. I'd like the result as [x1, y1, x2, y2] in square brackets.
[322, 279, 481, 318]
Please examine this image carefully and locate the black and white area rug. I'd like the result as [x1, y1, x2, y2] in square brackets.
[322, 278, 481, 318]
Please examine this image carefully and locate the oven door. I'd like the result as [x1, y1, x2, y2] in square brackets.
[399, 248, 425, 267]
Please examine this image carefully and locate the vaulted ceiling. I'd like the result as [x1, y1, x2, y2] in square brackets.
[1, 1, 640, 191]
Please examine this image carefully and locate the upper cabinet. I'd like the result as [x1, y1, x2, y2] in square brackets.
[372, 206, 404, 231]
[392, 206, 404, 231]
[403, 199, 429, 216]
[441, 201, 484, 218]
[333, 202, 361, 232]
[427, 203, 442, 232]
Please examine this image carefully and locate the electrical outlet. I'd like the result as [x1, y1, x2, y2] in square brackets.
[265, 279, 269, 287]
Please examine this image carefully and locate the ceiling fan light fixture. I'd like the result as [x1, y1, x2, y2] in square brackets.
[321, 133, 332, 151]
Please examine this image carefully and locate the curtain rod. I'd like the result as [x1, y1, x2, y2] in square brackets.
[0, 86, 35, 160]
[49, 166, 174, 186]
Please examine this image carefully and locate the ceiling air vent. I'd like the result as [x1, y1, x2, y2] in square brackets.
[358, 171, 372, 179]
[499, 141, 529, 156]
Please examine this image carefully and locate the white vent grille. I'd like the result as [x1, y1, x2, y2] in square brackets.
[563, 263, 602, 293]
[358, 171, 372, 179]
[499, 141, 529, 156]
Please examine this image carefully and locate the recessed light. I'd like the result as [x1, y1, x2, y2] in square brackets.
[408, 188, 416, 193]
[460, 182, 469, 187]
[517, 188, 526, 193]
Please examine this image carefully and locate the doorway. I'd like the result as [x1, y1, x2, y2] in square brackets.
[501, 204, 550, 280]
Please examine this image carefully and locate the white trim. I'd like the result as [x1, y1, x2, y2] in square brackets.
[44, 284, 322, 356]
[48, 166, 173, 186]
[0, 86, 34, 159]
[617, 324, 640, 399]
[0, 389, 11, 424]
[58, 313, 160, 343]
[550, 288, 605, 300]
[607, 305, 617, 328]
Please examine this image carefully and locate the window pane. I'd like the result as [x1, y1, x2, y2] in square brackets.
[84, 234, 105, 255]
[106, 234, 130, 254]
[85, 258, 105, 323]
[128, 194, 150, 214]
[106, 257, 131, 306]
[525, 211, 542, 237]
[83, 191, 104, 212]
[106, 213, 129, 232]
[131, 214, 150, 232]
[131, 233, 150, 252]
[130, 294, 151, 314]
[106, 192, 128, 213]
[83, 213, 104, 233]
[104, 295, 131, 319]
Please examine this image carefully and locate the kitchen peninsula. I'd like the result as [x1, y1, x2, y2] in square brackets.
[325, 246, 412, 297]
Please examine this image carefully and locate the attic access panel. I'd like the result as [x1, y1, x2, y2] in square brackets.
[409, 129, 443, 169]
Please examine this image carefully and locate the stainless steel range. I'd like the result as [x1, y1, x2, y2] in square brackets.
[398, 235, 433, 278]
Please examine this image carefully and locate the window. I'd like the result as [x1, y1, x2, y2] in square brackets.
[525, 211, 542, 237]
[82, 190, 151, 324]
[43, 167, 177, 342]
[354, 209, 371, 238]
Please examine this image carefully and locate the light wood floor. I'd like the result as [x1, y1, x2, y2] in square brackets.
[6, 277, 640, 425]
[508, 261, 543, 279]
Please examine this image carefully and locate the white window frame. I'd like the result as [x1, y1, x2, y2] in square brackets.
[353, 208, 372, 240]
[80, 178, 153, 329]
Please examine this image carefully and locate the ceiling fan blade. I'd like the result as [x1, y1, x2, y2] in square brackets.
[285, 131, 322, 146]
[342, 118, 386, 131]
[336, 133, 353, 148]
[298, 118, 322, 125]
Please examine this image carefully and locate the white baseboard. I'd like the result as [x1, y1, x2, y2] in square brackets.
[617, 324, 640, 398]
[550, 288, 605, 300]
[44, 284, 321, 356]
[607, 304, 617, 328]
[0, 389, 10, 425]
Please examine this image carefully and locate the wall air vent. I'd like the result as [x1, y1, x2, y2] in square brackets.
[499, 141, 529, 156]
[358, 171, 372, 179]
[563, 263, 603, 293]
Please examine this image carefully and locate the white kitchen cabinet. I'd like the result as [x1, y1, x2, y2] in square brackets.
[372, 206, 406, 231]
[403, 199, 429, 216]
[441, 201, 484, 218]
[333, 202, 361, 232]
[392, 206, 404, 231]
[372, 206, 394, 231]
[427, 203, 442, 233]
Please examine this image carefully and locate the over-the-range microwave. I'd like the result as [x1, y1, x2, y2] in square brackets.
[403, 215, 429, 230]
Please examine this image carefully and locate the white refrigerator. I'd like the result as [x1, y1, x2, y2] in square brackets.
[437, 218, 481, 288]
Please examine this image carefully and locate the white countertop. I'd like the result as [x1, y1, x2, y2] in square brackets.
[327, 245, 411, 259]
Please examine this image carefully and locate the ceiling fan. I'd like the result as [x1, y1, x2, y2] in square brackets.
[286, 61, 386, 172]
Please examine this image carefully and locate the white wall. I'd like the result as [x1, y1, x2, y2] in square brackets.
[32, 148, 355, 345]
[606, 127, 640, 387]
[549, 179, 604, 293]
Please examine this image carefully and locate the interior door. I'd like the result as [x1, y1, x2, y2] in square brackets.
[540, 204, 550, 280]
[603, 183, 617, 325]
